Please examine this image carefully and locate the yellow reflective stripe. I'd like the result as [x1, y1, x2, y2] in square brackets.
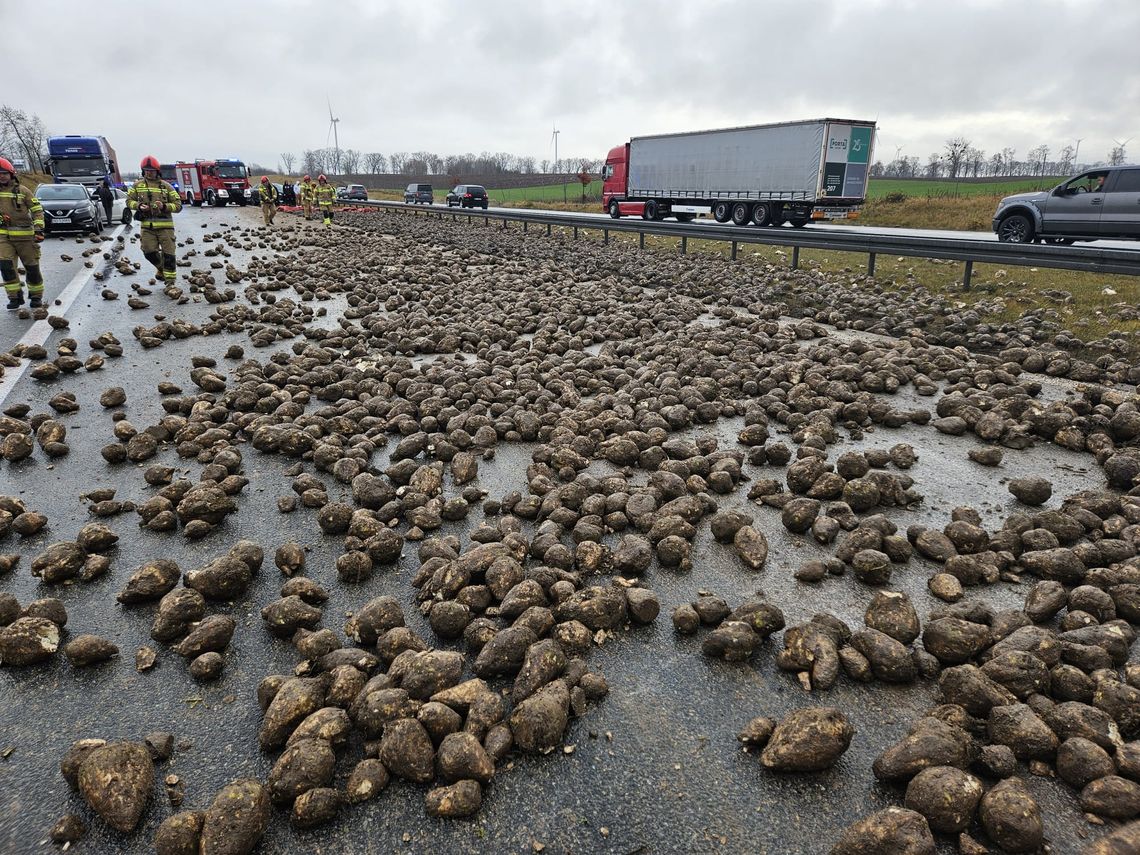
[139, 221, 175, 228]
[6, 229, 35, 236]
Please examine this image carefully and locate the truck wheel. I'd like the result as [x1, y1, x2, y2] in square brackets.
[712, 202, 730, 223]
[213, 194, 226, 208]
[996, 213, 1033, 243]
[644, 200, 658, 221]
[731, 202, 751, 226]
[674, 213, 695, 223]
[608, 199, 621, 219]
[770, 205, 785, 227]
[751, 203, 771, 227]
[789, 216, 809, 228]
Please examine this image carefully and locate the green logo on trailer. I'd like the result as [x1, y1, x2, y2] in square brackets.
[848, 127, 872, 164]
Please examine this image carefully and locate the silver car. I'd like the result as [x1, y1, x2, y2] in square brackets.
[993, 165, 1140, 243]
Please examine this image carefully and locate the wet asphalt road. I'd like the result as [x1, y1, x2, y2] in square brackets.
[0, 204, 1126, 854]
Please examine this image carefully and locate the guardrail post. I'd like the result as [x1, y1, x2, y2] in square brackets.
[867, 253, 876, 277]
[963, 260, 974, 290]
[604, 229, 609, 245]
[731, 241, 737, 261]
[523, 221, 528, 233]
[639, 232, 645, 250]
[484, 216, 489, 227]
[791, 246, 800, 269]
[573, 226, 578, 240]
[501, 219, 506, 230]
[546, 223, 551, 236]
[680, 236, 687, 255]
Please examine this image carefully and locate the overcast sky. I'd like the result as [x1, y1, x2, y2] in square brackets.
[17, 0, 1139, 174]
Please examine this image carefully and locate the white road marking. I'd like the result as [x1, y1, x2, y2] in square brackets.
[0, 224, 127, 406]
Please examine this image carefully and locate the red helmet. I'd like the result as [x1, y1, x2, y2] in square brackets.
[318, 174, 327, 182]
[140, 155, 160, 172]
[0, 157, 14, 175]
[260, 176, 269, 183]
[303, 174, 311, 181]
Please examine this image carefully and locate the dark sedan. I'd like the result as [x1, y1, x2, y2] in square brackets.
[35, 184, 104, 234]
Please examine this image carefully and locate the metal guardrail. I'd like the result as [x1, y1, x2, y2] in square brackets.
[344, 200, 1140, 288]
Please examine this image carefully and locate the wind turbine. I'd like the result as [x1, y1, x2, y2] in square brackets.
[550, 124, 560, 174]
[327, 98, 341, 175]
[1112, 137, 1132, 165]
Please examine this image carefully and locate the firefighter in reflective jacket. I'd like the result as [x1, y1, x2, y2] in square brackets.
[315, 175, 336, 225]
[0, 157, 45, 310]
[128, 155, 182, 286]
[299, 174, 316, 220]
[258, 176, 278, 225]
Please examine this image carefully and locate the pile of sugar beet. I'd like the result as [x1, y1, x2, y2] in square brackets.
[0, 206, 1138, 853]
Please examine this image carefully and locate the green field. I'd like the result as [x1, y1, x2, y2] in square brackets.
[866, 176, 1062, 199]
[489, 180, 603, 203]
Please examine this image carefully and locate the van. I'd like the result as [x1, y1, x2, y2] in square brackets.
[404, 183, 434, 204]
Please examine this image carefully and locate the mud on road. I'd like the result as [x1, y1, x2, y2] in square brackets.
[0, 203, 1138, 854]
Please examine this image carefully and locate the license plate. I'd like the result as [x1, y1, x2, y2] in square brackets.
[52, 217, 71, 224]
[825, 211, 851, 220]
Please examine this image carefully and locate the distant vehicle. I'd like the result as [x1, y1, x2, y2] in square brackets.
[602, 118, 875, 226]
[245, 183, 283, 204]
[176, 159, 251, 206]
[342, 184, 367, 201]
[88, 186, 132, 224]
[404, 183, 433, 204]
[446, 184, 489, 209]
[46, 135, 122, 188]
[993, 165, 1140, 243]
[335, 185, 348, 199]
[36, 183, 104, 234]
[160, 163, 180, 192]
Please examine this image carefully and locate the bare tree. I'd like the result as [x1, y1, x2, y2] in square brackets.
[539, 159, 550, 173]
[364, 152, 387, 173]
[301, 150, 321, 177]
[388, 152, 407, 174]
[925, 154, 943, 178]
[0, 104, 48, 171]
[1056, 144, 1074, 175]
[340, 148, 361, 174]
[280, 152, 296, 175]
[1027, 144, 1050, 176]
[1109, 144, 1127, 166]
[988, 152, 1004, 177]
[943, 137, 970, 178]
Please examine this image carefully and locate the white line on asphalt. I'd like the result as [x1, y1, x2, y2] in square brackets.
[0, 224, 127, 407]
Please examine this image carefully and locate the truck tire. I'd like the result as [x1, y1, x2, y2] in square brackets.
[674, 213, 695, 223]
[751, 203, 771, 227]
[644, 200, 659, 221]
[731, 202, 751, 226]
[996, 213, 1034, 243]
[789, 216, 809, 228]
[213, 193, 226, 208]
[608, 199, 621, 219]
[712, 202, 730, 223]
[770, 204, 785, 227]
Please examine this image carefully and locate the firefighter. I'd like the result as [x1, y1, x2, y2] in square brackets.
[0, 157, 45, 310]
[315, 174, 336, 226]
[299, 174, 316, 220]
[258, 176, 278, 226]
[128, 155, 182, 286]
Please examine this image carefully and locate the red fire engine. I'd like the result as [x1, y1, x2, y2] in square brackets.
[175, 158, 251, 207]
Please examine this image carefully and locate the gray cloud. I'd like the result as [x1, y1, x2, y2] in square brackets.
[18, 0, 1138, 173]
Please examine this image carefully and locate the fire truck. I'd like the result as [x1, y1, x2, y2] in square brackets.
[175, 158, 251, 207]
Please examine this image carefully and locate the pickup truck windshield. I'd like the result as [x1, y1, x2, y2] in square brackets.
[53, 158, 105, 177]
[216, 165, 246, 178]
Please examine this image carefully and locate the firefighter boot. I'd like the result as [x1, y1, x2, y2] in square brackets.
[162, 254, 177, 285]
[2, 259, 22, 310]
[6, 289, 24, 311]
[143, 250, 163, 279]
[323, 209, 332, 226]
[26, 264, 43, 308]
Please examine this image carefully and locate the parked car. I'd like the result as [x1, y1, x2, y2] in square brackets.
[404, 183, 433, 204]
[35, 183, 104, 234]
[993, 165, 1140, 243]
[88, 187, 132, 224]
[342, 184, 368, 201]
[446, 184, 489, 209]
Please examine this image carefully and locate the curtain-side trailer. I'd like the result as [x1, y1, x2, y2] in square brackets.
[602, 118, 875, 227]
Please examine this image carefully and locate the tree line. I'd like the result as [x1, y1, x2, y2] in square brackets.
[874, 136, 1131, 180]
[281, 148, 603, 178]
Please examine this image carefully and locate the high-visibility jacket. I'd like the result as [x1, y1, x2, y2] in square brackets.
[258, 183, 279, 204]
[0, 181, 44, 239]
[315, 183, 336, 206]
[299, 180, 316, 202]
[127, 178, 182, 229]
